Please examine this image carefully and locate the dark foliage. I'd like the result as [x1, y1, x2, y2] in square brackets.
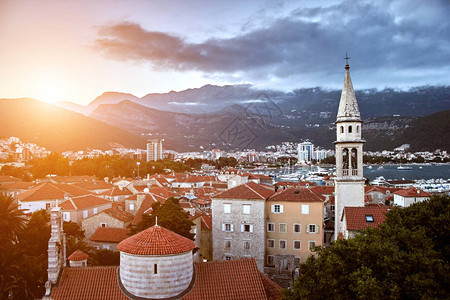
[283, 195, 450, 300]
[133, 197, 195, 240]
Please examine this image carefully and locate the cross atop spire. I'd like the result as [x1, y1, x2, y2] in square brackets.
[344, 52, 350, 69]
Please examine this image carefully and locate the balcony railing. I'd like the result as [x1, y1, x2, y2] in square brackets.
[342, 169, 358, 176]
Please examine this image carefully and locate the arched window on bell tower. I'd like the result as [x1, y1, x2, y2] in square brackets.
[342, 148, 349, 175]
[351, 148, 358, 175]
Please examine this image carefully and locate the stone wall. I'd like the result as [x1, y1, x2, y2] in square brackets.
[120, 251, 193, 299]
[82, 212, 126, 239]
[212, 198, 265, 272]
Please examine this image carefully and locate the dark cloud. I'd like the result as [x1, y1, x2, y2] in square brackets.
[94, 0, 450, 87]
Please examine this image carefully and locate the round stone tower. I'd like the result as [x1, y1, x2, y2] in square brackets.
[117, 225, 195, 299]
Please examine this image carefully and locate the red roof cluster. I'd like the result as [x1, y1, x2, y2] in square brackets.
[117, 225, 195, 255]
[213, 182, 275, 200]
[344, 206, 389, 231]
[184, 258, 281, 300]
[90, 228, 131, 243]
[269, 187, 325, 202]
[17, 182, 91, 202]
[393, 187, 431, 197]
[60, 195, 111, 211]
[50, 259, 281, 299]
[68, 249, 89, 261]
[51, 267, 126, 300]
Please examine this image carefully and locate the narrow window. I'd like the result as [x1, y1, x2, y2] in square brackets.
[267, 223, 275, 232]
[357, 126, 360, 133]
[340, 126, 344, 133]
[154, 264, 158, 274]
[348, 126, 352, 133]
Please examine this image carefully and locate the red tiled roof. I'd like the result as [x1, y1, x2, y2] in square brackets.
[60, 195, 111, 210]
[274, 181, 298, 186]
[99, 186, 133, 196]
[117, 225, 195, 255]
[90, 227, 130, 243]
[146, 186, 177, 198]
[260, 272, 283, 300]
[393, 187, 431, 197]
[365, 185, 388, 193]
[51, 259, 281, 300]
[50, 175, 95, 184]
[130, 194, 163, 226]
[201, 214, 212, 230]
[73, 181, 113, 191]
[213, 182, 275, 200]
[344, 206, 389, 231]
[68, 249, 89, 261]
[298, 181, 316, 187]
[51, 267, 127, 300]
[311, 185, 335, 195]
[0, 181, 35, 190]
[102, 207, 134, 223]
[269, 187, 325, 202]
[183, 258, 274, 300]
[17, 182, 91, 202]
[0, 175, 22, 183]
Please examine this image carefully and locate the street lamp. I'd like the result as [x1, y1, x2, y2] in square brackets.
[136, 162, 140, 179]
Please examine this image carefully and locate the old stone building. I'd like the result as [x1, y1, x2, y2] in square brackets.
[211, 181, 275, 272]
[81, 206, 133, 239]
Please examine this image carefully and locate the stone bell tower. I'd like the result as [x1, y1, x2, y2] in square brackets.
[334, 55, 365, 240]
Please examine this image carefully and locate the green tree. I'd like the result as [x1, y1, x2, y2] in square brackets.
[0, 194, 27, 243]
[92, 249, 120, 266]
[63, 221, 85, 240]
[283, 195, 450, 300]
[133, 198, 195, 240]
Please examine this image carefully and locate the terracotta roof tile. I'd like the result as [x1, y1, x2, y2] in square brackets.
[51, 267, 127, 300]
[0, 175, 22, 183]
[99, 186, 133, 196]
[213, 182, 275, 200]
[393, 187, 431, 197]
[344, 206, 389, 231]
[183, 258, 271, 300]
[17, 183, 91, 202]
[146, 186, 177, 198]
[60, 195, 111, 211]
[50, 259, 281, 300]
[100, 207, 134, 223]
[73, 181, 113, 191]
[130, 193, 165, 226]
[90, 227, 131, 243]
[269, 187, 325, 202]
[68, 250, 89, 261]
[117, 225, 195, 255]
[201, 214, 212, 230]
[260, 272, 283, 300]
[311, 185, 335, 195]
[49, 175, 95, 184]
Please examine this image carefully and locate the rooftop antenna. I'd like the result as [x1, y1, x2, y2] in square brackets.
[155, 216, 158, 226]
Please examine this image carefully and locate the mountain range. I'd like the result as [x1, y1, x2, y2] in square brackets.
[2, 84, 450, 152]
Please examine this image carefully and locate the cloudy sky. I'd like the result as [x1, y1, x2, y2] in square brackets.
[1, 0, 449, 104]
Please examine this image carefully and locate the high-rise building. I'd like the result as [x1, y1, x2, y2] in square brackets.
[297, 142, 314, 163]
[334, 60, 365, 240]
[146, 139, 163, 162]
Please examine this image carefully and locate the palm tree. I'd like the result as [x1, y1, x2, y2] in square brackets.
[0, 193, 27, 243]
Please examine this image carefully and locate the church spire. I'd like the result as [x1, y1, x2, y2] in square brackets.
[336, 54, 361, 122]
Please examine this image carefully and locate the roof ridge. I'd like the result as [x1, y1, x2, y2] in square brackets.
[69, 198, 77, 210]
[244, 182, 266, 200]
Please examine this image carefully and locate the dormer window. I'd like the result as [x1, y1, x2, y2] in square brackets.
[365, 215, 374, 222]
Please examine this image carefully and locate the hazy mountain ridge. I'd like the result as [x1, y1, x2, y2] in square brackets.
[0, 98, 145, 152]
[89, 99, 450, 152]
[57, 84, 450, 119]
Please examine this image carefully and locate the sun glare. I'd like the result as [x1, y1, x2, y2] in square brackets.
[34, 73, 66, 104]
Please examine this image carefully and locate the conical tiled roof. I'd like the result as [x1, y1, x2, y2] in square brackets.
[68, 249, 89, 261]
[117, 225, 195, 255]
[337, 64, 361, 122]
